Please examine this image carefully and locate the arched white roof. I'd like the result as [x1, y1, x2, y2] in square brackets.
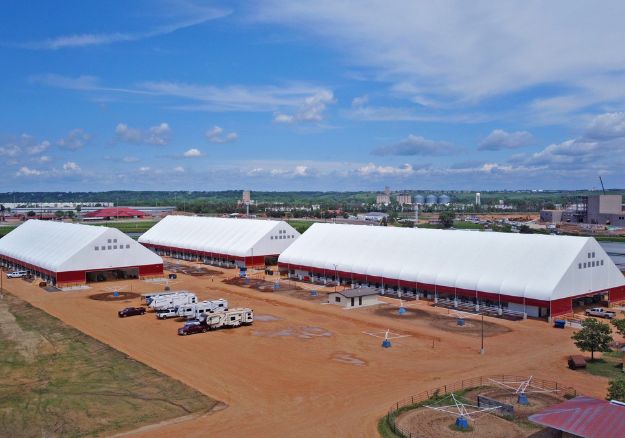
[138, 216, 300, 257]
[0, 220, 162, 273]
[278, 223, 625, 301]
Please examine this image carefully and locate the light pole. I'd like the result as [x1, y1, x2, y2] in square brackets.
[333, 263, 338, 292]
[480, 313, 485, 354]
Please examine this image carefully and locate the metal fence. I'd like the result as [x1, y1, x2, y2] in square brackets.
[385, 375, 576, 438]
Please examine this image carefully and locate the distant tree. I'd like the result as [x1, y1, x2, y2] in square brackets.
[0, 204, 4, 222]
[519, 224, 533, 234]
[54, 210, 64, 219]
[76, 205, 82, 216]
[607, 377, 625, 402]
[66, 211, 75, 218]
[380, 216, 388, 226]
[26, 210, 36, 217]
[439, 211, 456, 228]
[572, 318, 613, 361]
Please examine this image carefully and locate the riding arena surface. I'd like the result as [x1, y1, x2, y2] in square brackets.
[2, 257, 615, 437]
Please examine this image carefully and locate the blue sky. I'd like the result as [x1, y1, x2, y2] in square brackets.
[2, 0, 625, 191]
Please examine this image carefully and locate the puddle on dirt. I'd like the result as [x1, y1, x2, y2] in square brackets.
[251, 326, 332, 339]
[254, 314, 281, 322]
[331, 352, 367, 366]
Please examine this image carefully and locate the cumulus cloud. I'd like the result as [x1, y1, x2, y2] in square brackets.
[585, 112, 625, 140]
[205, 126, 238, 144]
[478, 129, 535, 151]
[357, 163, 416, 176]
[115, 122, 171, 145]
[373, 134, 455, 156]
[173, 166, 185, 173]
[183, 148, 203, 157]
[62, 161, 81, 172]
[16, 166, 43, 177]
[57, 129, 91, 150]
[0, 134, 50, 157]
[122, 156, 139, 163]
[273, 89, 335, 124]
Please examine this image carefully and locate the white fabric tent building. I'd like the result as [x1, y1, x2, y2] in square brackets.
[0, 220, 163, 286]
[278, 223, 625, 318]
[139, 216, 300, 267]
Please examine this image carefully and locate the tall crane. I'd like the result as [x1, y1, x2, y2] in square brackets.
[599, 176, 606, 194]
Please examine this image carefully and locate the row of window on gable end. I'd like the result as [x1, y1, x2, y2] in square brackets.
[270, 233, 295, 240]
[94, 244, 131, 251]
[587, 251, 596, 258]
[579, 259, 604, 269]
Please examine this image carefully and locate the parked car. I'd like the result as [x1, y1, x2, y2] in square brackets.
[585, 307, 616, 319]
[118, 307, 146, 318]
[177, 320, 207, 336]
[6, 270, 28, 279]
[156, 307, 178, 320]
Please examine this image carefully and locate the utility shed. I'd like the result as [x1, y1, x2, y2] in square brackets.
[529, 396, 625, 438]
[139, 216, 300, 267]
[329, 287, 381, 308]
[279, 223, 625, 318]
[0, 220, 163, 286]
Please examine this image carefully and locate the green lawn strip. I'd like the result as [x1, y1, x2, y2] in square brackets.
[583, 350, 624, 379]
[0, 292, 218, 437]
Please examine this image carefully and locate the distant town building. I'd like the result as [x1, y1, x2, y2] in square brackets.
[384, 186, 391, 196]
[357, 212, 388, 222]
[242, 190, 251, 205]
[395, 194, 412, 205]
[438, 194, 450, 205]
[414, 194, 425, 205]
[540, 210, 563, 223]
[376, 194, 391, 205]
[545, 194, 625, 226]
[475, 192, 481, 206]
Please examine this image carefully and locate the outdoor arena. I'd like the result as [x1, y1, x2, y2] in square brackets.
[386, 376, 576, 438]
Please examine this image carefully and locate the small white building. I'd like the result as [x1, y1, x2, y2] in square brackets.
[329, 287, 381, 309]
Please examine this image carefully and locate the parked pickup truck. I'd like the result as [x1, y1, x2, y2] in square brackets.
[585, 307, 616, 319]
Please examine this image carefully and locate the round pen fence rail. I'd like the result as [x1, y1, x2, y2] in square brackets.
[385, 375, 576, 438]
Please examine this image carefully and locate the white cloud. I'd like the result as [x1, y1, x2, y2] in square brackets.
[256, 1, 625, 117]
[0, 144, 22, 157]
[63, 161, 81, 172]
[183, 148, 203, 157]
[205, 126, 238, 144]
[173, 166, 185, 173]
[16, 166, 43, 177]
[36, 155, 51, 163]
[138, 166, 151, 172]
[57, 129, 91, 150]
[273, 89, 335, 123]
[115, 122, 171, 145]
[20, 7, 230, 50]
[373, 134, 455, 156]
[357, 163, 416, 176]
[122, 156, 139, 163]
[478, 129, 535, 151]
[585, 112, 625, 140]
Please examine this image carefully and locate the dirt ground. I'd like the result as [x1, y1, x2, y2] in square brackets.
[0, 259, 615, 438]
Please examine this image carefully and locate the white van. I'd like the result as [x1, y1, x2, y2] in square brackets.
[7, 270, 28, 279]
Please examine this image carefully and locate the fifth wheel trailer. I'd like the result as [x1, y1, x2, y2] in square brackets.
[177, 299, 229, 319]
[149, 292, 197, 311]
[204, 308, 254, 330]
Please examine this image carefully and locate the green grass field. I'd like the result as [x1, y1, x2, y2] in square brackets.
[287, 220, 316, 234]
[0, 292, 218, 436]
[583, 350, 624, 379]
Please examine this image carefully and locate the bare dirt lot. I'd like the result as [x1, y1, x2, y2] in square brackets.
[1, 260, 614, 437]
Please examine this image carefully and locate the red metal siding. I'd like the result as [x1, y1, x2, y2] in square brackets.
[57, 270, 86, 284]
[610, 285, 625, 303]
[139, 264, 164, 276]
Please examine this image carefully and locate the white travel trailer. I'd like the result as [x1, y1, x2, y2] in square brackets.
[177, 299, 229, 320]
[142, 291, 179, 305]
[150, 292, 197, 311]
[204, 308, 253, 330]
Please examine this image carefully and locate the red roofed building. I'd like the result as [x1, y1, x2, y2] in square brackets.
[84, 207, 145, 220]
[529, 396, 625, 438]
